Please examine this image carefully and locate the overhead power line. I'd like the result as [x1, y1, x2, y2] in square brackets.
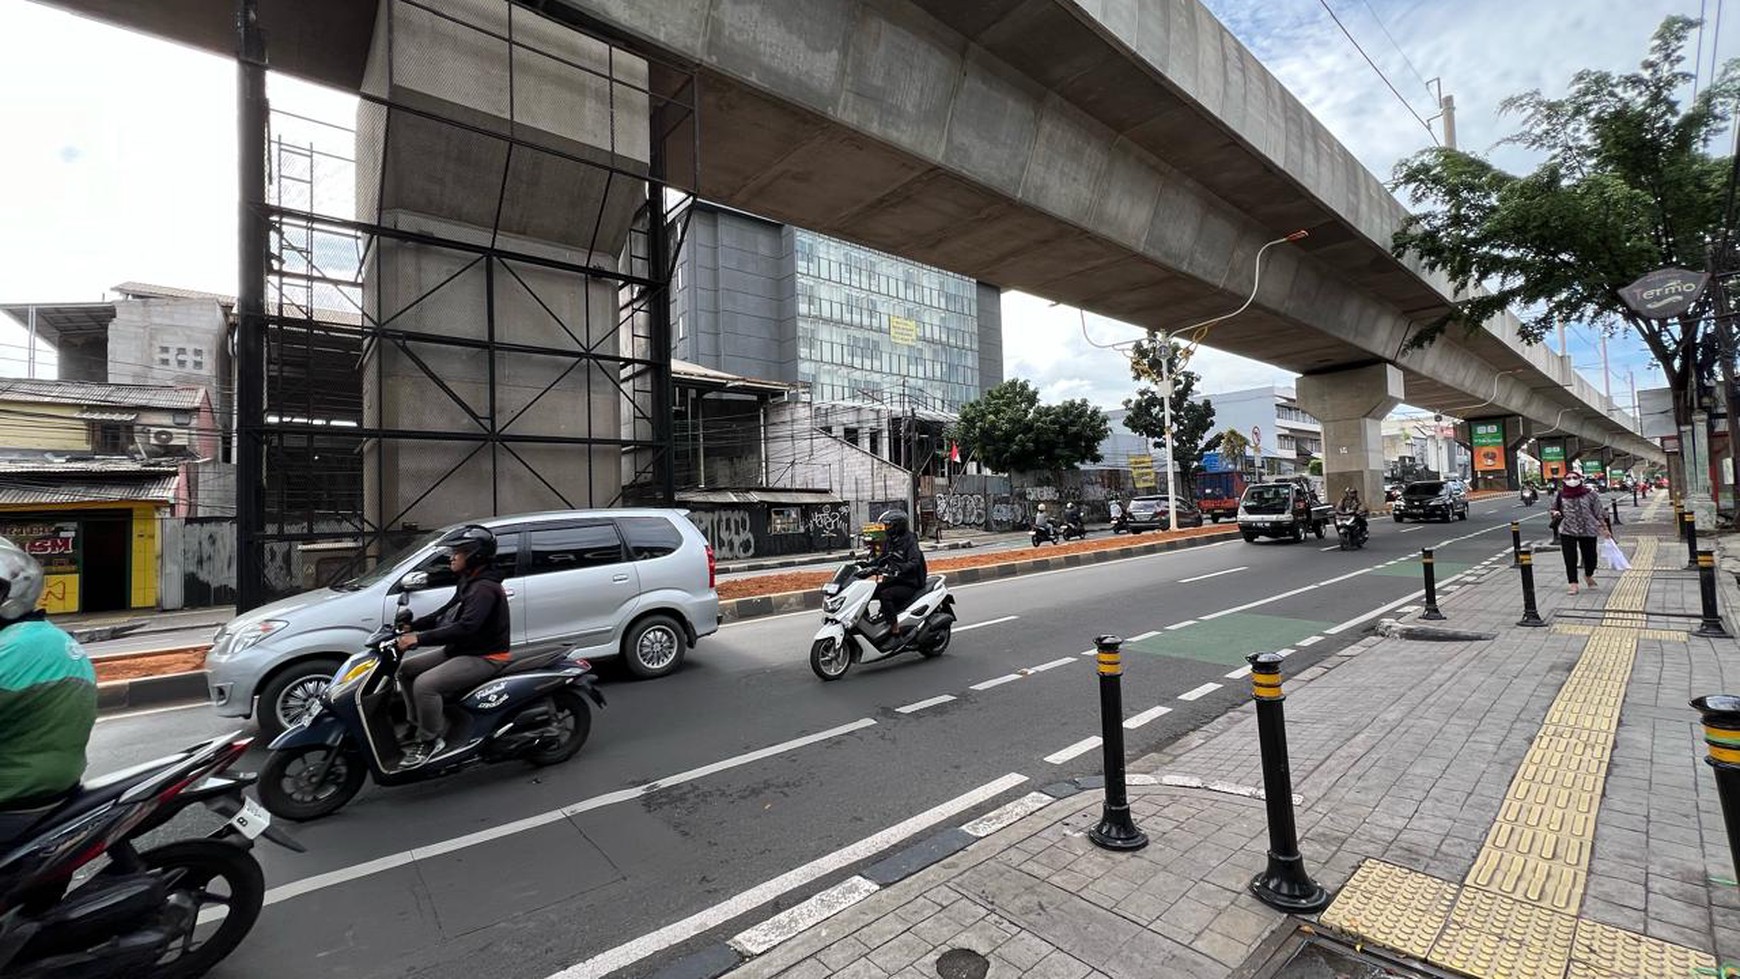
[1356, 0, 1435, 99]
[1315, 0, 1441, 146]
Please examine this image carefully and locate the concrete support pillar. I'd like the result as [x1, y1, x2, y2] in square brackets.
[356, 0, 649, 531]
[1296, 364, 1404, 510]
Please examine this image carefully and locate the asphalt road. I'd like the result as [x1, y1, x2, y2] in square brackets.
[89, 501, 1555, 979]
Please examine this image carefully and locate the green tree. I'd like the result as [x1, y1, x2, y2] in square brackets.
[1309, 458, 1323, 476]
[1120, 338, 1216, 496]
[1214, 426, 1251, 470]
[1390, 16, 1739, 439]
[953, 379, 1111, 474]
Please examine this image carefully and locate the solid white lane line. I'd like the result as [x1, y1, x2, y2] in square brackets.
[1296, 635, 1324, 647]
[1044, 737, 1103, 765]
[969, 674, 1023, 691]
[263, 717, 879, 908]
[1178, 682, 1221, 701]
[956, 615, 1018, 633]
[1165, 619, 1199, 630]
[1025, 656, 1076, 673]
[962, 791, 1056, 837]
[1179, 566, 1248, 583]
[1319, 544, 1341, 552]
[1399, 526, 1425, 534]
[730, 876, 880, 956]
[1123, 705, 1173, 729]
[95, 701, 210, 723]
[896, 695, 956, 714]
[1225, 665, 1253, 679]
[549, 772, 1029, 979]
[1126, 630, 1160, 642]
[1200, 583, 1319, 619]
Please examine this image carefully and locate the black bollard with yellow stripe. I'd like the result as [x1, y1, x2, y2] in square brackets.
[1696, 550, 1731, 638]
[1511, 521, 1523, 567]
[1686, 511, 1701, 570]
[1675, 498, 1686, 540]
[1088, 635, 1148, 852]
[1247, 652, 1330, 912]
[1517, 548, 1545, 627]
[1692, 695, 1740, 886]
[1420, 548, 1445, 620]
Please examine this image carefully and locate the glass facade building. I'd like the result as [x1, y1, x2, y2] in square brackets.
[793, 231, 982, 411]
[671, 203, 1002, 415]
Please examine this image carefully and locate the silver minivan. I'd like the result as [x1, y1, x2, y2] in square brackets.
[206, 509, 719, 736]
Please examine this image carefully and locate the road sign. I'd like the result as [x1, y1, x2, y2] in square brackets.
[1128, 454, 1158, 490]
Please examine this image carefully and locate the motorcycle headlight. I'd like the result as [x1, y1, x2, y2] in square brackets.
[231, 620, 288, 653]
[823, 596, 845, 613]
[327, 657, 377, 697]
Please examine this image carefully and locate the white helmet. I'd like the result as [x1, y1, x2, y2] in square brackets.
[1037, 504, 1048, 512]
[0, 538, 45, 621]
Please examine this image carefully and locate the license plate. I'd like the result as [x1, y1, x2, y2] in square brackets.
[228, 796, 272, 840]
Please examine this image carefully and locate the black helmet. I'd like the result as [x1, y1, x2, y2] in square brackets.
[437, 524, 497, 564]
[877, 509, 911, 537]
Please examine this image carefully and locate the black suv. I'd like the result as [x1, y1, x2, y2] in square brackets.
[1393, 480, 1469, 522]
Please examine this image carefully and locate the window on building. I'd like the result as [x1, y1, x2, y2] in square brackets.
[769, 507, 802, 535]
[843, 426, 860, 448]
[174, 346, 188, 368]
[868, 431, 881, 457]
[93, 422, 135, 454]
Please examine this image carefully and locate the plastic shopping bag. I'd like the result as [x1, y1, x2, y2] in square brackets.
[1599, 535, 1631, 571]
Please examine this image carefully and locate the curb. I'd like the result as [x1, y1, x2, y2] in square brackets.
[718, 529, 1240, 623]
[649, 779, 1110, 979]
[97, 670, 208, 715]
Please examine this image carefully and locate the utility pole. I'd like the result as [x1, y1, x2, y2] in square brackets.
[1439, 93, 1457, 150]
[1630, 369, 1639, 429]
[1601, 332, 1612, 402]
[1557, 319, 1568, 359]
[1161, 333, 1179, 533]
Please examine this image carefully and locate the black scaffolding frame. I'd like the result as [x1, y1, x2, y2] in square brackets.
[235, 0, 698, 608]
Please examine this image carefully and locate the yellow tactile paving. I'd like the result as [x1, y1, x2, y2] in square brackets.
[1552, 623, 1688, 641]
[1570, 918, 1718, 977]
[1463, 851, 1585, 914]
[1318, 859, 1456, 960]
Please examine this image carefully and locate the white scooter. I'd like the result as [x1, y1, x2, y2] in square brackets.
[810, 560, 957, 680]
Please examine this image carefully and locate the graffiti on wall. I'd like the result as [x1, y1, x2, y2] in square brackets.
[688, 508, 756, 561]
[808, 504, 851, 537]
[935, 493, 986, 527]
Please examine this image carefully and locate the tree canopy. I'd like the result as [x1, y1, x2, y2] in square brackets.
[1390, 15, 1740, 423]
[1120, 338, 1216, 494]
[953, 379, 1111, 475]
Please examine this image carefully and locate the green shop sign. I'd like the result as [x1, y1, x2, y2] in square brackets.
[1539, 442, 1566, 462]
[1471, 421, 1505, 447]
[1581, 459, 1607, 475]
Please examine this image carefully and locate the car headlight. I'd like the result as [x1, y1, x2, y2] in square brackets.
[231, 620, 289, 653]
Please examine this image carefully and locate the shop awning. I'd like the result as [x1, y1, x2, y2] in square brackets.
[0, 474, 180, 506]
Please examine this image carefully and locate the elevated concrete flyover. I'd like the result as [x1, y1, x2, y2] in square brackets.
[37, 0, 1661, 507]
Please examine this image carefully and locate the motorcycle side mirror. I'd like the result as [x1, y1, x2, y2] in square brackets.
[399, 570, 429, 592]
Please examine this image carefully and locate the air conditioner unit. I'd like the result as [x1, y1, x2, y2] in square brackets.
[135, 426, 193, 458]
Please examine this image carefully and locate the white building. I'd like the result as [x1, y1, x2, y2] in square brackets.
[1190, 384, 1322, 477]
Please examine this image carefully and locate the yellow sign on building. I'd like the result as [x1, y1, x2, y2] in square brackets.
[888, 315, 918, 345]
[1128, 454, 1158, 490]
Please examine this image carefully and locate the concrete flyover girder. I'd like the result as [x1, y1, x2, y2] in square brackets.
[39, 0, 1661, 463]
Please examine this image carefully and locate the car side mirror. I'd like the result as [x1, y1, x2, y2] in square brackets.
[400, 570, 429, 592]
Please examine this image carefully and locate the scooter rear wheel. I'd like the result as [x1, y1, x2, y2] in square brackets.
[258, 744, 366, 821]
[919, 621, 951, 658]
[526, 690, 592, 767]
[810, 637, 852, 680]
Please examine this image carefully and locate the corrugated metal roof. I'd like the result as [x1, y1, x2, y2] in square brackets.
[0, 474, 179, 506]
[0, 379, 205, 411]
[111, 282, 235, 304]
[675, 488, 844, 505]
[74, 409, 140, 422]
[0, 458, 182, 475]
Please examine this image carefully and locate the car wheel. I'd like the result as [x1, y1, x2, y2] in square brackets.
[1394, 514, 1405, 523]
[1458, 508, 1468, 521]
[1242, 532, 1258, 543]
[623, 614, 686, 679]
[256, 658, 343, 739]
[1210, 515, 1221, 523]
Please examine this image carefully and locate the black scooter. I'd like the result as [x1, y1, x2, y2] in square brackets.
[1521, 486, 1539, 507]
[1031, 520, 1062, 546]
[1062, 513, 1087, 541]
[256, 593, 606, 821]
[1333, 510, 1369, 550]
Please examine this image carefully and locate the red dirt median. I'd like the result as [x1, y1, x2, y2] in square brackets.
[717, 524, 1237, 601]
[94, 646, 210, 684]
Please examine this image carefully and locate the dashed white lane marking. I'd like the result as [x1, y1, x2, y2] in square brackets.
[962, 791, 1055, 837]
[1178, 682, 1221, 701]
[955, 615, 1019, 633]
[1399, 526, 1425, 534]
[1319, 544, 1341, 551]
[1126, 630, 1160, 642]
[1275, 648, 1297, 657]
[1179, 566, 1248, 583]
[729, 875, 880, 956]
[1165, 619, 1199, 630]
[969, 673, 1022, 691]
[265, 717, 879, 910]
[1296, 635, 1324, 647]
[551, 772, 1029, 978]
[1225, 665, 1253, 679]
[1044, 736, 1103, 765]
[896, 695, 956, 714]
[1123, 705, 1174, 729]
[1024, 656, 1076, 674]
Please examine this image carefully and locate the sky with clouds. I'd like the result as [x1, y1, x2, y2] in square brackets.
[0, 0, 1732, 421]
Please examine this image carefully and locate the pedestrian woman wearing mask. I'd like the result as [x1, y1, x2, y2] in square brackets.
[1552, 471, 1610, 595]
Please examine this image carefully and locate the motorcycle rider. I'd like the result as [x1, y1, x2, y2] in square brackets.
[1335, 487, 1368, 543]
[1033, 503, 1056, 541]
[394, 525, 511, 767]
[1063, 501, 1085, 535]
[870, 509, 926, 636]
[0, 538, 97, 845]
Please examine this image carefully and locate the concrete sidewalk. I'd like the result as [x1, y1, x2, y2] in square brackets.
[720, 493, 1740, 978]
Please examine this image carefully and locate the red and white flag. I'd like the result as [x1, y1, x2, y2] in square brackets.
[949, 442, 962, 464]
